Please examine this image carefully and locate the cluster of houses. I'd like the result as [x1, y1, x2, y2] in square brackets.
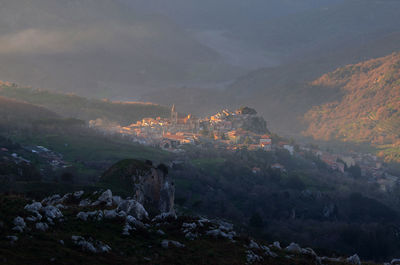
[297, 144, 397, 191]
[90, 106, 274, 152]
[29, 145, 70, 169]
[0, 144, 70, 170]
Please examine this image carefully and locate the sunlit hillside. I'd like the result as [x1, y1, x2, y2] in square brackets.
[304, 52, 400, 162]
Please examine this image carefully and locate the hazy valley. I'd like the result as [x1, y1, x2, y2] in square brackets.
[1, 1, 400, 264]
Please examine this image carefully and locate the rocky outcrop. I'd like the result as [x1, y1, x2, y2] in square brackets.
[101, 159, 175, 217]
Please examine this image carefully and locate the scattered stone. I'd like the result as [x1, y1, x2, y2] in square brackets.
[12, 217, 26, 232]
[112, 196, 122, 206]
[392, 259, 400, 264]
[122, 223, 134, 236]
[79, 199, 91, 207]
[55, 204, 66, 209]
[73, 191, 84, 199]
[157, 229, 165, 236]
[347, 254, 361, 265]
[182, 222, 197, 232]
[262, 245, 278, 258]
[118, 200, 148, 220]
[104, 209, 118, 219]
[71, 235, 111, 253]
[92, 189, 113, 207]
[247, 240, 260, 249]
[26, 216, 38, 222]
[24, 202, 43, 213]
[152, 212, 177, 222]
[59, 240, 65, 245]
[185, 232, 198, 240]
[206, 228, 236, 241]
[285, 242, 302, 253]
[246, 250, 263, 264]
[76, 210, 102, 221]
[301, 247, 317, 257]
[6, 235, 18, 243]
[41, 195, 61, 205]
[271, 241, 281, 249]
[161, 240, 185, 249]
[197, 217, 210, 227]
[126, 215, 145, 229]
[43, 206, 63, 220]
[35, 222, 49, 231]
[322, 257, 339, 262]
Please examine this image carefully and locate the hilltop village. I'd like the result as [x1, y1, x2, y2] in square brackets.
[88, 106, 397, 190]
[90, 106, 274, 152]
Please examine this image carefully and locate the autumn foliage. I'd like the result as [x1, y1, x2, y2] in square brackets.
[304, 52, 400, 162]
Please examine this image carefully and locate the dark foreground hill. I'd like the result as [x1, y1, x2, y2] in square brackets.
[0, 188, 377, 265]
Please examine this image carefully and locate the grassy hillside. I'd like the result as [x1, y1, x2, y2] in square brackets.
[304, 52, 400, 162]
[0, 96, 59, 125]
[0, 83, 170, 125]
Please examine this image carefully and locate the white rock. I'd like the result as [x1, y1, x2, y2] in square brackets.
[41, 195, 61, 205]
[161, 240, 185, 249]
[13, 216, 26, 227]
[301, 247, 317, 257]
[12, 226, 24, 233]
[43, 206, 63, 219]
[59, 240, 65, 245]
[71, 235, 111, 253]
[151, 212, 177, 222]
[392, 259, 400, 265]
[182, 222, 197, 233]
[112, 196, 122, 206]
[92, 189, 113, 207]
[74, 191, 84, 199]
[26, 216, 38, 222]
[248, 240, 260, 249]
[104, 209, 118, 219]
[206, 229, 236, 241]
[122, 223, 134, 236]
[246, 250, 263, 264]
[272, 241, 281, 249]
[6, 235, 18, 243]
[285, 242, 302, 253]
[24, 202, 43, 213]
[321, 257, 342, 262]
[35, 222, 49, 231]
[76, 210, 102, 221]
[118, 200, 148, 220]
[157, 229, 166, 236]
[185, 232, 198, 240]
[126, 215, 145, 229]
[347, 254, 361, 265]
[13, 217, 26, 232]
[55, 204, 66, 209]
[197, 217, 210, 227]
[79, 199, 91, 207]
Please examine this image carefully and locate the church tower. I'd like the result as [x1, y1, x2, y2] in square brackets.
[171, 104, 178, 124]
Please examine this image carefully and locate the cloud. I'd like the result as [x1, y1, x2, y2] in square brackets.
[0, 24, 158, 55]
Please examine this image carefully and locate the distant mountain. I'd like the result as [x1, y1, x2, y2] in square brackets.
[0, 82, 169, 125]
[226, 30, 400, 135]
[0, 96, 59, 126]
[304, 53, 400, 162]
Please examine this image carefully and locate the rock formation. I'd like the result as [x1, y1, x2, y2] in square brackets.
[101, 159, 175, 217]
